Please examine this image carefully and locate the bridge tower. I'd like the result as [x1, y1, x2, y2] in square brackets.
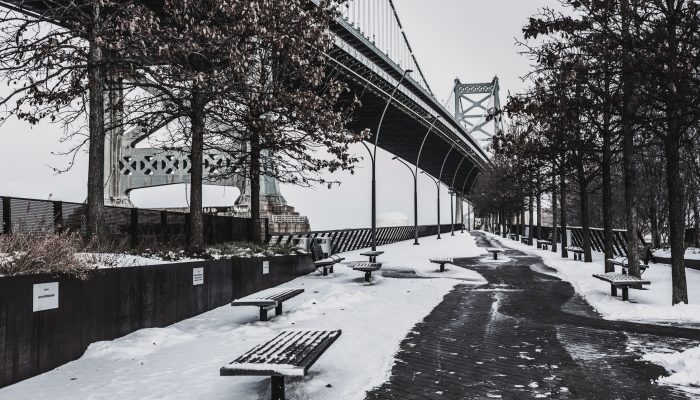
[453, 77, 502, 227]
[453, 76, 502, 149]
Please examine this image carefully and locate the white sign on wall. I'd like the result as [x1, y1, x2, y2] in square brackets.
[262, 261, 270, 275]
[193, 267, 204, 286]
[33, 282, 59, 312]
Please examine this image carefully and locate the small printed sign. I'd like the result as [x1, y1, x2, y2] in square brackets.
[33, 282, 59, 312]
[262, 261, 270, 275]
[193, 267, 204, 286]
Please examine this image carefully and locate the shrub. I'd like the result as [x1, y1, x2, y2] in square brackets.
[0, 231, 95, 279]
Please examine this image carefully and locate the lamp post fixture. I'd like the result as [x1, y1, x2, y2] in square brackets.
[393, 156, 420, 245]
[450, 156, 466, 236]
[433, 139, 458, 239]
[460, 166, 477, 232]
[449, 189, 455, 236]
[369, 69, 413, 251]
[421, 171, 442, 239]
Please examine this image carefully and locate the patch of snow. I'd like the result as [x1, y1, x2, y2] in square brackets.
[483, 232, 700, 325]
[643, 345, 700, 393]
[0, 233, 486, 400]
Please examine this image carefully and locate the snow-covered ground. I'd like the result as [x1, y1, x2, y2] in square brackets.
[654, 247, 700, 261]
[483, 232, 700, 397]
[0, 233, 487, 400]
[482, 231, 700, 325]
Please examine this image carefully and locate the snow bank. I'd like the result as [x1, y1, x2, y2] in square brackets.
[0, 233, 486, 400]
[482, 232, 700, 325]
[643, 346, 700, 388]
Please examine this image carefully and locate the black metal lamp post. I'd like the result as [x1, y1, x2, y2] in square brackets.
[421, 171, 442, 239]
[369, 69, 413, 251]
[393, 156, 420, 245]
[449, 189, 455, 236]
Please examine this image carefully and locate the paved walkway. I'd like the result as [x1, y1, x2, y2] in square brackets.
[366, 232, 700, 400]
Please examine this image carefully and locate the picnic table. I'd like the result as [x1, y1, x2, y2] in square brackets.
[221, 330, 341, 400]
[520, 235, 532, 245]
[606, 245, 652, 275]
[360, 250, 384, 263]
[593, 273, 650, 301]
[429, 257, 453, 272]
[231, 288, 304, 321]
[567, 246, 585, 261]
[537, 234, 553, 250]
[486, 248, 504, 260]
[353, 261, 382, 282]
[508, 233, 519, 241]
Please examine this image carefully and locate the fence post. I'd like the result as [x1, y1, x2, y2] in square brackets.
[53, 201, 64, 233]
[2, 197, 10, 234]
[130, 208, 139, 248]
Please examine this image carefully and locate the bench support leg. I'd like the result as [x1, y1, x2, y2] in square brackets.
[493, 253, 498, 260]
[330, 265, 334, 274]
[322, 266, 328, 276]
[260, 307, 268, 322]
[611, 285, 617, 297]
[622, 287, 629, 301]
[275, 304, 283, 316]
[365, 271, 372, 282]
[271, 376, 285, 400]
[440, 264, 445, 272]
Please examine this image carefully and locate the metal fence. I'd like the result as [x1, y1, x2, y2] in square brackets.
[507, 224, 647, 257]
[0, 196, 252, 248]
[268, 224, 460, 255]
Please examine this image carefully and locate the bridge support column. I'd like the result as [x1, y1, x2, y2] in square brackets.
[103, 76, 133, 207]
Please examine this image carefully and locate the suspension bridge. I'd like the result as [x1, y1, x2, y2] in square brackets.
[0, 0, 502, 217]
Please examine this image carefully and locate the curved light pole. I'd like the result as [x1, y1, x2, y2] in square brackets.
[392, 156, 419, 245]
[450, 156, 466, 236]
[370, 69, 413, 251]
[421, 171, 442, 239]
[398, 115, 440, 246]
[435, 139, 457, 239]
[460, 166, 477, 232]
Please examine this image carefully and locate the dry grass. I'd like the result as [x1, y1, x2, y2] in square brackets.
[0, 230, 95, 279]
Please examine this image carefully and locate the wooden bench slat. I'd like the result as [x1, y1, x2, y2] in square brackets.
[223, 330, 341, 377]
[593, 273, 651, 285]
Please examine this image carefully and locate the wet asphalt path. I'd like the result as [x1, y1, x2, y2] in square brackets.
[365, 231, 700, 400]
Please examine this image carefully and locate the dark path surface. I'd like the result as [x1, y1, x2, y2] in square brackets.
[366, 232, 700, 400]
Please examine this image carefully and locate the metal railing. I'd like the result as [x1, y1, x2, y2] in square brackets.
[268, 224, 459, 255]
[0, 195, 253, 248]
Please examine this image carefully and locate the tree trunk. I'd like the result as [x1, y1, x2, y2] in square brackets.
[692, 196, 699, 248]
[578, 163, 592, 262]
[560, 167, 568, 258]
[650, 202, 661, 248]
[602, 88, 615, 270]
[536, 191, 542, 240]
[188, 87, 205, 249]
[248, 131, 263, 244]
[620, 0, 641, 278]
[86, 2, 105, 242]
[528, 195, 534, 240]
[664, 129, 688, 304]
[552, 169, 558, 253]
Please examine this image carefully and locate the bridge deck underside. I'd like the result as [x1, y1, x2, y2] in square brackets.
[347, 93, 479, 193]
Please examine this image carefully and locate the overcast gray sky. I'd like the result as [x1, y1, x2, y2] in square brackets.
[0, 0, 554, 231]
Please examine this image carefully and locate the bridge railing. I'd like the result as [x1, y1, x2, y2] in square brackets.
[505, 224, 647, 257]
[268, 224, 459, 255]
[0, 195, 252, 248]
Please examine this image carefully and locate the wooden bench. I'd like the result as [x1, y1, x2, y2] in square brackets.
[312, 243, 339, 276]
[486, 248, 503, 260]
[520, 235, 532, 245]
[537, 234, 553, 250]
[360, 250, 384, 263]
[593, 273, 650, 301]
[231, 288, 304, 321]
[429, 257, 453, 272]
[567, 246, 585, 261]
[508, 233, 519, 241]
[606, 245, 652, 275]
[353, 262, 382, 282]
[221, 330, 341, 400]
